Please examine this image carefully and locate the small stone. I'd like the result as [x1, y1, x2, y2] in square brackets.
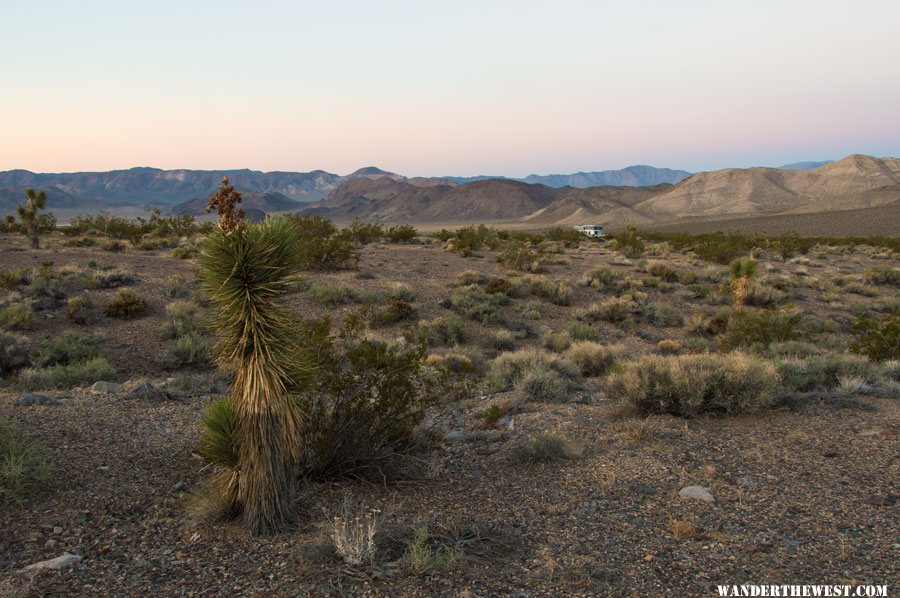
[53, 526, 63, 534]
[16, 552, 82, 575]
[173, 481, 185, 492]
[497, 414, 514, 431]
[643, 554, 655, 562]
[678, 485, 715, 503]
[91, 381, 121, 394]
[858, 429, 879, 437]
[18, 393, 61, 407]
[639, 486, 658, 495]
[445, 430, 466, 442]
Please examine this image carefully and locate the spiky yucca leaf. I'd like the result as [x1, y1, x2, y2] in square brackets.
[199, 217, 312, 534]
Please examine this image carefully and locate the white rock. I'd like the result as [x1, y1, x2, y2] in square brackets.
[678, 485, 715, 503]
[91, 381, 121, 394]
[16, 552, 82, 574]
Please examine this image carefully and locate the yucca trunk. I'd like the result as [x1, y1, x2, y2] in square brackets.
[200, 218, 309, 534]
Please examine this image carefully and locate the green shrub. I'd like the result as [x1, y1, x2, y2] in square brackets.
[497, 243, 545, 272]
[612, 225, 644, 259]
[490, 330, 517, 351]
[104, 288, 148, 319]
[865, 266, 900, 287]
[160, 301, 210, 365]
[416, 315, 466, 346]
[543, 331, 572, 352]
[369, 299, 416, 327]
[777, 353, 879, 392]
[484, 277, 512, 295]
[720, 309, 818, 351]
[0, 268, 29, 290]
[609, 353, 779, 417]
[516, 368, 570, 402]
[287, 215, 360, 270]
[0, 419, 50, 505]
[20, 356, 116, 389]
[66, 295, 91, 324]
[168, 332, 212, 365]
[343, 219, 384, 245]
[0, 330, 30, 376]
[444, 224, 500, 255]
[580, 266, 625, 289]
[648, 261, 678, 282]
[449, 285, 509, 324]
[35, 331, 101, 367]
[92, 271, 136, 289]
[100, 238, 126, 252]
[385, 224, 418, 243]
[387, 282, 416, 302]
[197, 397, 239, 472]
[511, 433, 573, 464]
[64, 235, 95, 247]
[850, 312, 899, 361]
[172, 243, 200, 259]
[457, 270, 488, 285]
[0, 303, 36, 330]
[510, 275, 572, 305]
[564, 342, 626, 377]
[565, 321, 600, 341]
[641, 303, 684, 328]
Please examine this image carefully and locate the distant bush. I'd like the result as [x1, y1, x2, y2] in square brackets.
[577, 297, 632, 323]
[0, 419, 50, 505]
[172, 243, 200, 259]
[656, 339, 682, 354]
[580, 266, 625, 290]
[0, 303, 36, 330]
[489, 329, 517, 351]
[64, 235, 95, 247]
[416, 315, 466, 347]
[609, 353, 779, 417]
[457, 270, 488, 285]
[864, 266, 900, 287]
[343, 219, 384, 245]
[488, 348, 578, 394]
[65, 209, 207, 244]
[564, 341, 626, 377]
[385, 224, 418, 243]
[160, 301, 210, 366]
[510, 433, 574, 464]
[35, 331, 101, 367]
[565, 321, 600, 341]
[369, 299, 416, 328]
[287, 215, 360, 270]
[543, 331, 572, 352]
[647, 261, 678, 282]
[449, 285, 509, 324]
[104, 288, 148, 319]
[611, 225, 644, 259]
[641, 302, 684, 328]
[777, 353, 879, 392]
[100, 238, 126, 252]
[0, 268, 29, 290]
[720, 309, 819, 351]
[443, 224, 500, 255]
[510, 275, 572, 305]
[387, 282, 416, 302]
[0, 330, 29, 376]
[20, 356, 116, 390]
[516, 368, 571, 402]
[497, 243, 545, 272]
[850, 312, 899, 361]
[91, 271, 136, 289]
[66, 296, 91, 324]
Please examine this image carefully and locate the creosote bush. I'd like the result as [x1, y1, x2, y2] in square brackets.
[511, 433, 574, 464]
[67, 295, 91, 324]
[449, 285, 509, 324]
[104, 288, 148, 319]
[609, 353, 779, 417]
[777, 353, 880, 392]
[0, 330, 30, 376]
[851, 311, 899, 361]
[0, 303, 37, 330]
[564, 342, 626, 377]
[416, 315, 466, 347]
[488, 349, 579, 397]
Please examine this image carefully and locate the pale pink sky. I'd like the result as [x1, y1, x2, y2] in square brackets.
[1, 0, 898, 176]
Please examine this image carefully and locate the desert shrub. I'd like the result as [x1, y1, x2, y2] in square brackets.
[511, 275, 572, 305]
[66, 295, 91, 324]
[497, 243, 545, 272]
[545, 226, 585, 246]
[577, 297, 632, 323]
[385, 224, 418, 243]
[0, 303, 36, 330]
[160, 301, 210, 365]
[172, 243, 200, 259]
[865, 266, 900, 287]
[137, 236, 179, 250]
[744, 283, 790, 307]
[387, 282, 416, 302]
[641, 303, 684, 328]
[307, 285, 382, 306]
[64, 235, 95, 247]
[564, 342, 626, 377]
[720, 309, 818, 351]
[612, 225, 644, 259]
[777, 353, 879, 392]
[169, 332, 212, 365]
[66, 209, 205, 243]
[484, 277, 511, 295]
[609, 353, 779, 417]
[104, 288, 148, 319]
[767, 341, 822, 358]
[457, 270, 488, 285]
[27, 274, 65, 307]
[20, 356, 116, 389]
[0, 330, 30, 376]
[580, 266, 624, 289]
[0, 419, 50, 505]
[100, 238, 126, 252]
[425, 352, 478, 375]
[850, 312, 899, 361]
[565, 321, 600, 341]
[444, 224, 500, 255]
[343, 219, 384, 245]
[517, 300, 542, 320]
[288, 215, 360, 270]
[844, 282, 879, 297]
[35, 331, 101, 367]
[648, 261, 678, 282]
[510, 433, 573, 464]
[516, 368, 570, 402]
[656, 339, 682, 354]
[332, 503, 381, 567]
[416, 315, 466, 346]
[164, 274, 191, 298]
[488, 348, 578, 393]
[489, 330, 517, 351]
[92, 271, 135, 289]
[543, 331, 572, 352]
[403, 525, 460, 574]
[0, 268, 29, 290]
[449, 285, 509, 324]
[369, 299, 416, 327]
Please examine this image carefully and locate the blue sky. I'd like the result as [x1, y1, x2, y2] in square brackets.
[1, 0, 898, 175]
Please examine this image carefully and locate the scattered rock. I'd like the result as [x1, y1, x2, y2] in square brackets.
[16, 552, 82, 575]
[91, 381, 121, 394]
[126, 382, 171, 401]
[678, 485, 715, 503]
[497, 414, 515, 431]
[865, 494, 897, 507]
[538, 324, 553, 336]
[445, 430, 466, 442]
[173, 481, 185, 492]
[18, 393, 62, 407]
[573, 500, 598, 517]
[639, 486, 658, 495]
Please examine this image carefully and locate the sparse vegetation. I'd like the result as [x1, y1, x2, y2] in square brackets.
[564, 342, 626, 377]
[850, 311, 900, 361]
[0, 303, 37, 330]
[0, 330, 30, 376]
[0, 419, 50, 505]
[104, 288, 148, 319]
[511, 433, 574, 463]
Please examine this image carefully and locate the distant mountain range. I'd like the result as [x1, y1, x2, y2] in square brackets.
[777, 160, 833, 171]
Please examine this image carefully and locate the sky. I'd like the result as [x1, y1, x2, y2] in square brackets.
[1, 0, 899, 177]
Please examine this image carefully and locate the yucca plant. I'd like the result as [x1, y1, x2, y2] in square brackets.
[729, 257, 758, 310]
[17, 188, 48, 249]
[199, 203, 312, 534]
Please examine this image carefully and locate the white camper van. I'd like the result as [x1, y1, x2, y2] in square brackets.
[573, 224, 604, 238]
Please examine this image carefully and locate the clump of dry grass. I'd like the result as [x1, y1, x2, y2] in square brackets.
[510, 433, 576, 463]
[331, 504, 381, 567]
[564, 342, 626, 377]
[666, 517, 698, 541]
[608, 353, 779, 417]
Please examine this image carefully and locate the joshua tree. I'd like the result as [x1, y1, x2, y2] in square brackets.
[729, 257, 759, 310]
[17, 188, 48, 248]
[200, 191, 310, 534]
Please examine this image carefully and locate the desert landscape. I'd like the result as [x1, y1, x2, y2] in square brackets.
[0, 206, 897, 595]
